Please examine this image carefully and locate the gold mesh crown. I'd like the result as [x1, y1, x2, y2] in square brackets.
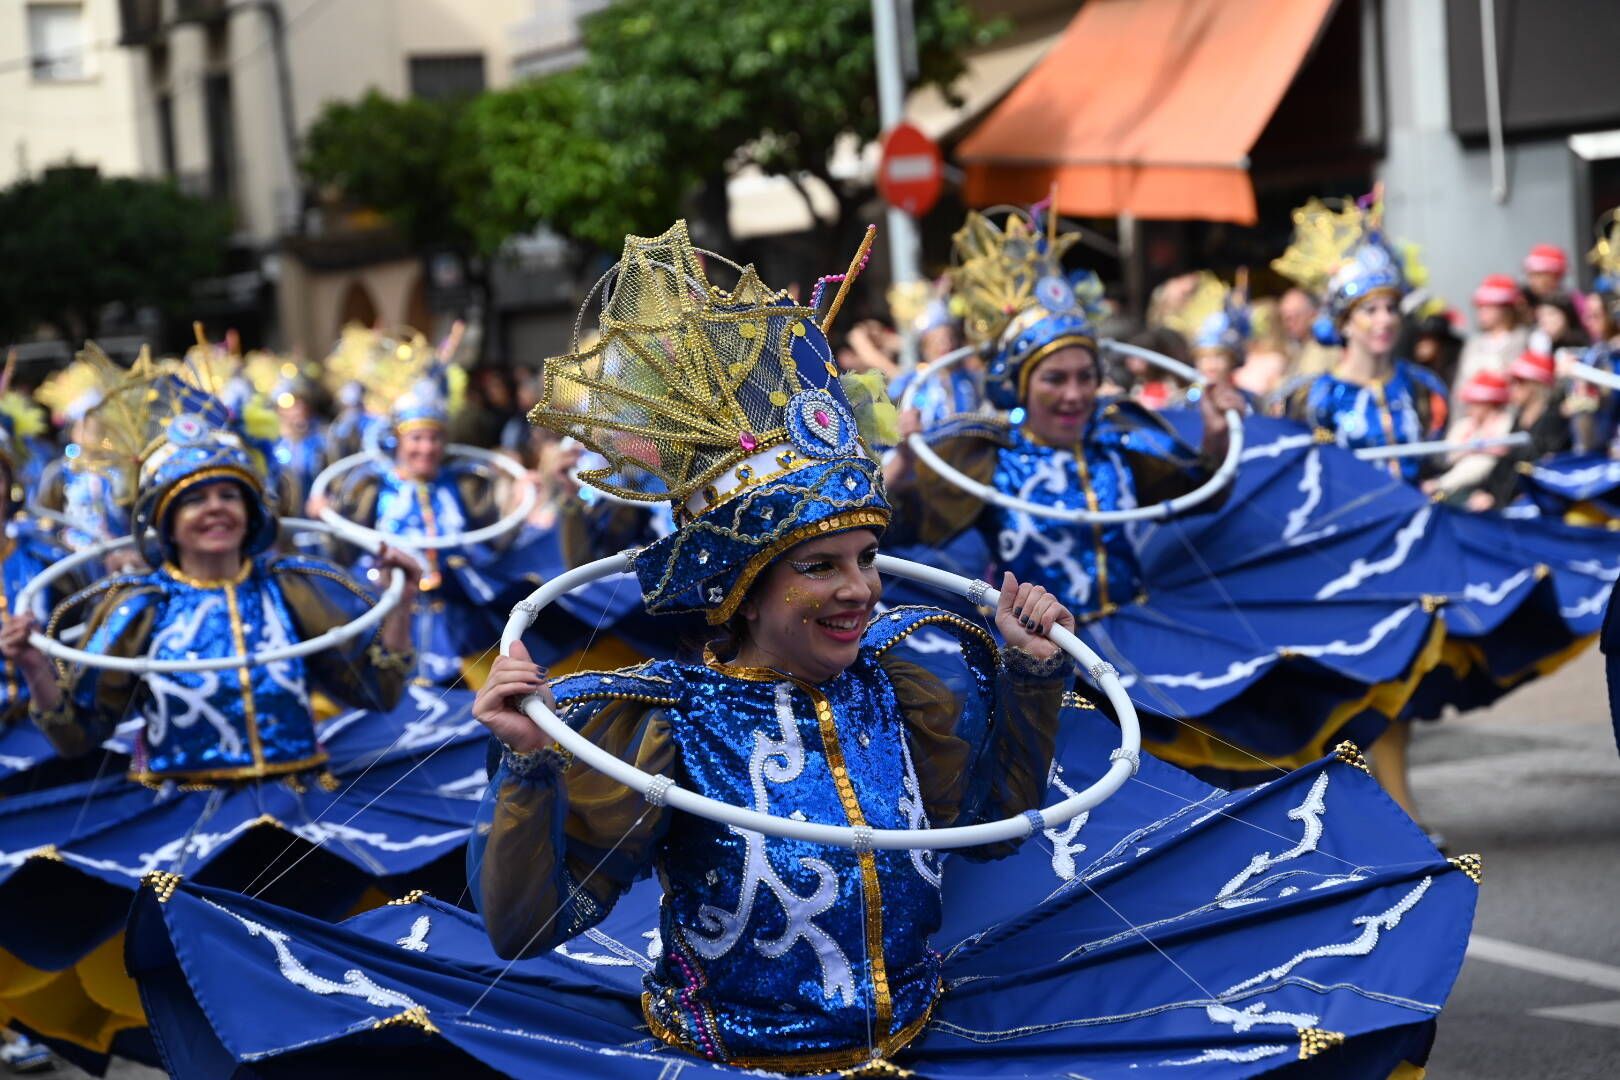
[1271, 196, 1374, 296]
[947, 210, 1081, 349]
[528, 220, 835, 506]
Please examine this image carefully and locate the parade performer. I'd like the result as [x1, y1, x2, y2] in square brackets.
[325, 331, 523, 687]
[30, 349, 135, 554]
[248, 353, 328, 513]
[119, 220, 1480, 1079]
[1159, 270, 1257, 411]
[888, 207, 1453, 790]
[320, 324, 391, 462]
[1276, 191, 1450, 481]
[0, 368, 488, 1059]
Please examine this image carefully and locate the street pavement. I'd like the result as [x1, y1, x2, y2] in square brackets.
[70, 646, 1620, 1079]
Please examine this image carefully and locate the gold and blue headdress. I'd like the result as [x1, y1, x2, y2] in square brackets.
[1159, 271, 1252, 357]
[1590, 208, 1620, 308]
[948, 207, 1105, 409]
[1273, 188, 1406, 342]
[92, 356, 280, 567]
[528, 220, 891, 623]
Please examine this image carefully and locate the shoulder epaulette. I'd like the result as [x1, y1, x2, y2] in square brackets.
[864, 604, 998, 667]
[552, 661, 679, 708]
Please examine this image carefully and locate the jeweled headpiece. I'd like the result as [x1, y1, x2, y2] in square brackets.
[1589, 208, 1620, 307]
[1273, 189, 1406, 341]
[1159, 271, 1252, 357]
[528, 220, 891, 623]
[948, 208, 1103, 409]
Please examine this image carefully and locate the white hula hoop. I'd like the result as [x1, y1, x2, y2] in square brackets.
[16, 517, 409, 674]
[1570, 360, 1620, 393]
[1354, 432, 1532, 462]
[309, 444, 537, 551]
[900, 339, 1245, 524]
[500, 552, 1140, 851]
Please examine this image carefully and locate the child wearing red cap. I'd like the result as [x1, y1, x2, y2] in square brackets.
[1424, 369, 1515, 507]
[1523, 242, 1569, 305]
[1454, 272, 1528, 398]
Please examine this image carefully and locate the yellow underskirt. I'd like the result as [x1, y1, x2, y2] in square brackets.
[1144, 617, 1448, 774]
[0, 934, 143, 1053]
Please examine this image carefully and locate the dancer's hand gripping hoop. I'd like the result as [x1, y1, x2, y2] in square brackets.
[899, 341, 1245, 525]
[500, 552, 1140, 851]
[15, 518, 410, 673]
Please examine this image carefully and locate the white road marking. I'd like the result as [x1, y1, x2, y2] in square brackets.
[1468, 935, 1620, 1030]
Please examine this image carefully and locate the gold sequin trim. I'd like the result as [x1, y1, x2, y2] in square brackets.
[143, 870, 183, 902]
[1299, 1027, 1346, 1059]
[372, 1005, 439, 1035]
[1312, 427, 1338, 444]
[127, 749, 330, 786]
[1420, 594, 1447, 613]
[1061, 690, 1098, 710]
[162, 556, 254, 590]
[28, 844, 63, 863]
[388, 889, 428, 906]
[1331, 740, 1370, 773]
[1449, 852, 1483, 885]
[840, 1059, 918, 1078]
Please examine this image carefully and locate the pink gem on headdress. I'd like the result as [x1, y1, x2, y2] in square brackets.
[739, 431, 758, 452]
[813, 409, 830, 429]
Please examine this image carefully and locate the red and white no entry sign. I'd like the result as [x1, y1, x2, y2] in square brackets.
[877, 122, 944, 217]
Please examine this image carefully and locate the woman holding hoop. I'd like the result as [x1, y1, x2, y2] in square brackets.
[0, 373, 492, 1057]
[325, 340, 525, 686]
[121, 223, 1478, 1079]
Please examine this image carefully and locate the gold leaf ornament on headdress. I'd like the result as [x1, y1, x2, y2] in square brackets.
[528, 220, 827, 506]
[1156, 272, 1233, 342]
[947, 211, 1081, 349]
[1590, 208, 1620, 282]
[1270, 196, 1373, 296]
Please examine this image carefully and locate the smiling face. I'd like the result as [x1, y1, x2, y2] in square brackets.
[1342, 292, 1402, 358]
[396, 424, 446, 480]
[736, 528, 882, 684]
[169, 480, 249, 564]
[1023, 345, 1101, 446]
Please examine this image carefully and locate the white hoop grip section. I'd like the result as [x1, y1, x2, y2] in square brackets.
[1354, 431, 1532, 462]
[16, 518, 409, 674]
[309, 445, 537, 551]
[900, 339, 1244, 525]
[499, 552, 1138, 851]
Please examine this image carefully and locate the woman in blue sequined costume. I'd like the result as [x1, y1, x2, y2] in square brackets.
[121, 222, 1479, 1079]
[0, 371, 489, 1058]
[31, 354, 134, 557]
[885, 209, 1453, 794]
[1276, 194, 1450, 480]
[327, 336, 527, 687]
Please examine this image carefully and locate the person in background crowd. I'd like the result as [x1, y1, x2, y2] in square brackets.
[1533, 293, 1589, 353]
[1118, 325, 1187, 408]
[1455, 272, 1529, 392]
[1278, 285, 1339, 377]
[1482, 346, 1572, 509]
[1522, 242, 1569, 307]
[1422, 370, 1514, 509]
[838, 316, 902, 379]
[1398, 311, 1465, 389]
[1231, 298, 1291, 399]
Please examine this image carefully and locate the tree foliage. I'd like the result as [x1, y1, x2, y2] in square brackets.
[0, 166, 228, 342]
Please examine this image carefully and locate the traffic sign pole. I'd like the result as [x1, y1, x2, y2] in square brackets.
[871, 0, 921, 372]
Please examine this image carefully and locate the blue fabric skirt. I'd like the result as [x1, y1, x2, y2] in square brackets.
[125, 700, 1478, 1079]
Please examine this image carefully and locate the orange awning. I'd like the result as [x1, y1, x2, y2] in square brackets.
[957, 0, 1338, 225]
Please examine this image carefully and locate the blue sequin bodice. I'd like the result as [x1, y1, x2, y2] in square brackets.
[986, 419, 1156, 615]
[81, 559, 323, 780]
[372, 468, 473, 544]
[60, 461, 129, 551]
[1302, 361, 1448, 482]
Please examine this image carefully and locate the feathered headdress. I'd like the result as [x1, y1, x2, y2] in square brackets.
[527, 220, 891, 622]
[947, 206, 1106, 409]
[1273, 187, 1406, 341]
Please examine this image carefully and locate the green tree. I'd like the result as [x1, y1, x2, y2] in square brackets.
[0, 166, 228, 343]
[578, 0, 1001, 256]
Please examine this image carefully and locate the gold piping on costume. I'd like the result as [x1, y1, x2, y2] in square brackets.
[709, 508, 890, 624]
[154, 465, 262, 528]
[163, 558, 254, 590]
[394, 417, 446, 435]
[221, 579, 265, 770]
[372, 1005, 439, 1035]
[127, 749, 330, 786]
[1016, 334, 1097, 404]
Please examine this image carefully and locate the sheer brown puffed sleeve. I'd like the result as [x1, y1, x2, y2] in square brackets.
[881, 641, 1068, 861]
[559, 499, 657, 568]
[470, 696, 676, 960]
[32, 581, 162, 757]
[887, 427, 1003, 548]
[273, 558, 411, 712]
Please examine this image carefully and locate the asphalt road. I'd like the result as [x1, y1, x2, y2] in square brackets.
[65, 648, 1620, 1079]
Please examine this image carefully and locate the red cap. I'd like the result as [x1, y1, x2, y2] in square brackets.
[1473, 273, 1521, 307]
[1523, 243, 1568, 277]
[1460, 370, 1511, 405]
[1509, 348, 1556, 385]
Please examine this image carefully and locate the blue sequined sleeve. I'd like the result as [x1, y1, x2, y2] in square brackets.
[469, 697, 676, 960]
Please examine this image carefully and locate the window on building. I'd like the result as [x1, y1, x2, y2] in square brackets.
[408, 54, 486, 102]
[204, 72, 237, 205]
[156, 93, 177, 178]
[28, 2, 91, 81]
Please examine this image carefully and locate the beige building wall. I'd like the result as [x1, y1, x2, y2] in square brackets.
[0, 0, 157, 187]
